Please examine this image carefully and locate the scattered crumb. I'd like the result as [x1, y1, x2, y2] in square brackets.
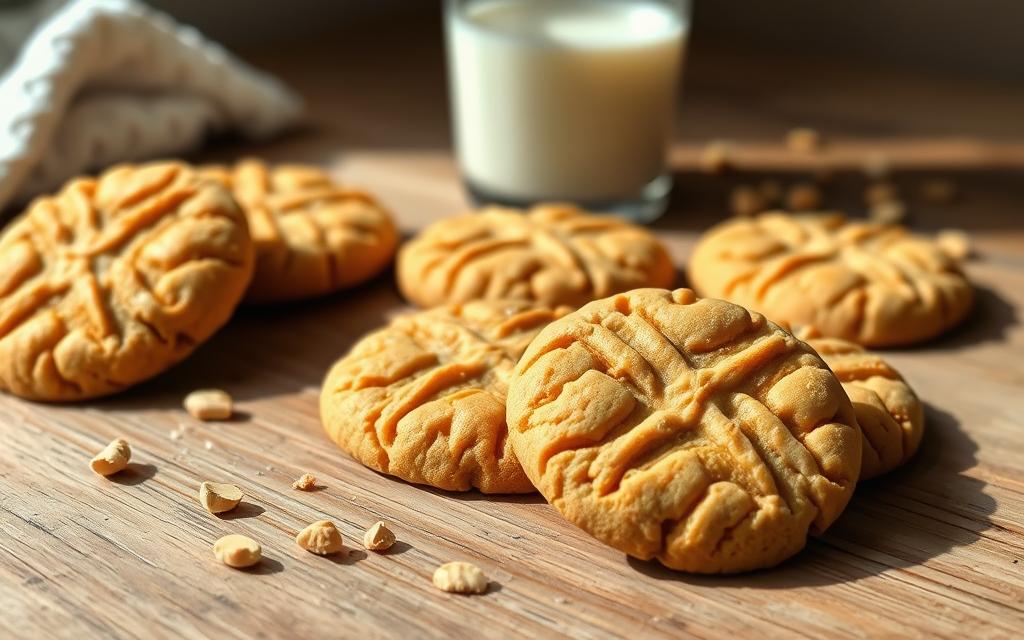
[255, 471, 264, 477]
[699, 140, 733, 174]
[90, 438, 131, 477]
[729, 185, 766, 218]
[936, 229, 972, 261]
[213, 534, 261, 568]
[865, 181, 899, 207]
[432, 562, 489, 595]
[863, 152, 891, 179]
[296, 520, 345, 555]
[265, 465, 274, 472]
[169, 429, 182, 441]
[204, 440, 214, 451]
[292, 473, 317, 491]
[786, 127, 822, 154]
[554, 596, 570, 605]
[868, 200, 907, 225]
[785, 182, 823, 211]
[363, 521, 396, 552]
[198, 481, 243, 514]
[184, 389, 233, 421]
[921, 179, 958, 204]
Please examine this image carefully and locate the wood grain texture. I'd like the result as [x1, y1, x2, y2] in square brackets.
[3, 20, 1024, 640]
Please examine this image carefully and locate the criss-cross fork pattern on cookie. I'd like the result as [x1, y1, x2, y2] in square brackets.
[202, 160, 398, 304]
[320, 300, 568, 494]
[0, 162, 253, 401]
[688, 213, 973, 346]
[796, 327, 924, 480]
[397, 204, 675, 309]
[506, 288, 861, 573]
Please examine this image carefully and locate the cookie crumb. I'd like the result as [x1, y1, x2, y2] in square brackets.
[199, 481, 243, 514]
[864, 181, 899, 207]
[213, 534, 261, 568]
[204, 440, 214, 451]
[184, 389, 233, 421]
[363, 521, 396, 551]
[432, 562, 489, 595]
[169, 428, 182, 441]
[292, 473, 317, 491]
[786, 127, 822, 154]
[868, 200, 906, 225]
[699, 140, 733, 174]
[730, 185, 765, 218]
[296, 520, 344, 555]
[90, 438, 131, 476]
[921, 179, 958, 204]
[785, 182, 823, 211]
[936, 229, 971, 261]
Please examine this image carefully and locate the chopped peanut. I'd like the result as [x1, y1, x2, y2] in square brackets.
[292, 473, 317, 491]
[296, 520, 344, 555]
[432, 562, 489, 595]
[213, 534, 261, 568]
[699, 140, 733, 175]
[937, 229, 972, 261]
[869, 200, 906, 225]
[785, 182, 823, 211]
[184, 389, 233, 421]
[786, 127, 822, 154]
[729, 185, 765, 218]
[90, 438, 131, 477]
[363, 521, 396, 552]
[199, 481, 243, 514]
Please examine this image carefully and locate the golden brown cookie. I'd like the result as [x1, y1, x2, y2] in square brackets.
[506, 288, 861, 573]
[795, 326, 924, 480]
[0, 162, 254, 401]
[396, 204, 674, 309]
[202, 159, 398, 303]
[688, 212, 973, 347]
[320, 300, 568, 493]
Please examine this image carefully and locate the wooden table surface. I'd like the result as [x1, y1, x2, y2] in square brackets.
[3, 17, 1024, 639]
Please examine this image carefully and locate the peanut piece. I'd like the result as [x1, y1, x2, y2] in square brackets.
[213, 534, 262, 568]
[786, 127, 822, 154]
[292, 473, 317, 491]
[432, 562, 489, 595]
[296, 520, 344, 555]
[699, 140, 733, 174]
[363, 521, 396, 552]
[199, 481, 243, 514]
[868, 200, 906, 225]
[785, 182, 823, 211]
[184, 389, 233, 421]
[90, 438, 131, 476]
[937, 229, 971, 261]
[729, 185, 765, 218]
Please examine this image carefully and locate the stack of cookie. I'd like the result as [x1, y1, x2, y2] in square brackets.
[0, 159, 398, 401]
[321, 205, 973, 574]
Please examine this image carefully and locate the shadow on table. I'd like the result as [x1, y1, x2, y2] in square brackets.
[628, 402, 995, 588]
[916, 284, 1018, 351]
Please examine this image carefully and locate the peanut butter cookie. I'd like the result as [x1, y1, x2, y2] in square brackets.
[202, 159, 398, 303]
[506, 288, 861, 573]
[688, 212, 973, 347]
[795, 326, 924, 480]
[396, 204, 674, 309]
[0, 162, 253, 401]
[320, 300, 568, 493]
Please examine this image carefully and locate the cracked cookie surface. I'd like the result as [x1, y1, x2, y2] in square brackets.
[506, 288, 861, 573]
[688, 212, 973, 346]
[0, 162, 254, 401]
[396, 204, 674, 309]
[320, 300, 568, 493]
[795, 326, 924, 480]
[202, 159, 398, 303]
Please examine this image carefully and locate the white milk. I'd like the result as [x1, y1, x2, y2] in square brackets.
[446, 0, 687, 203]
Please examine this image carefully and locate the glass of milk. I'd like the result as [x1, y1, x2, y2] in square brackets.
[445, 0, 690, 222]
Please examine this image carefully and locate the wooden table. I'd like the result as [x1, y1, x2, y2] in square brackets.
[3, 18, 1024, 639]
